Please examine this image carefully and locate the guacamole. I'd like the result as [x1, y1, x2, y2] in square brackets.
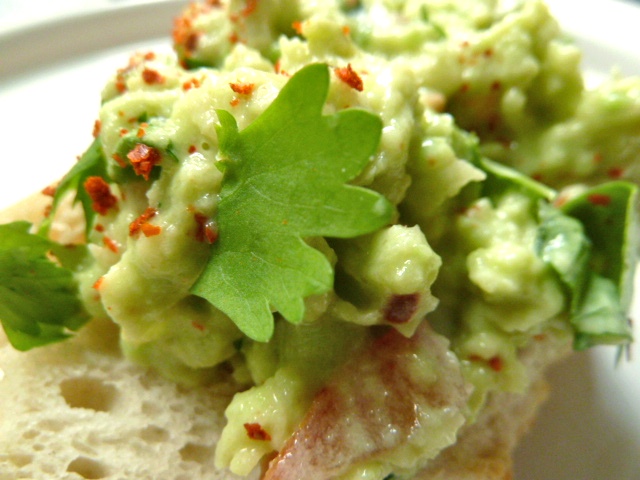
[1, 0, 638, 478]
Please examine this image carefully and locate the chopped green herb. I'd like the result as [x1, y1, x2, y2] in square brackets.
[39, 138, 109, 237]
[190, 64, 394, 341]
[0, 222, 90, 351]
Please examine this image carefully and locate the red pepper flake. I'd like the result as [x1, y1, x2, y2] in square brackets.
[188, 145, 197, 154]
[183, 77, 202, 91]
[119, 128, 129, 137]
[608, 166, 624, 179]
[185, 33, 201, 54]
[142, 68, 165, 85]
[112, 153, 128, 168]
[144, 51, 156, 61]
[230, 97, 241, 107]
[127, 143, 162, 180]
[334, 63, 363, 92]
[244, 423, 271, 441]
[240, 0, 258, 17]
[115, 76, 127, 93]
[383, 293, 420, 324]
[95, 224, 105, 233]
[194, 212, 218, 244]
[92, 119, 102, 138]
[93, 276, 104, 290]
[469, 354, 503, 372]
[137, 122, 148, 138]
[84, 176, 118, 215]
[483, 48, 494, 58]
[130, 207, 159, 237]
[488, 356, 503, 372]
[490, 80, 501, 91]
[587, 193, 612, 207]
[41, 184, 57, 197]
[192, 321, 206, 332]
[342, 25, 351, 36]
[459, 83, 470, 93]
[292, 20, 303, 35]
[103, 236, 119, 254]
[228, 31, 241, 44]
[230, 82, 256, 95]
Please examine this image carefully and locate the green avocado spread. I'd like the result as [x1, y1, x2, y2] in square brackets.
[1, 0, 639, 478]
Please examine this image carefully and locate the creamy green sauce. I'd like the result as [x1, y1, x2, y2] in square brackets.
[73, 0, 640, 477]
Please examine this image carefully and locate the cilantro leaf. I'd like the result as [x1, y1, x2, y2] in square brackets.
[536, 182, 637, 350]
[0, 222, 90, 351]
[39, 138, 108, 237]
[191, 64, 394, 341]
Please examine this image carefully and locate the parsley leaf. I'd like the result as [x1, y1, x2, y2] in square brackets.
[191, 64, 394, 341]
[0, 222, 90, 350]
[39, 138, 108, 237]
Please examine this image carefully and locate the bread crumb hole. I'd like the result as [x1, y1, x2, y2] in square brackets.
[140, 425, 169, 443]
[67, 456, 109, 479]
[179, 443, 211, 464]
[7, 454, 32, 467]
[60, 377, 118, 412]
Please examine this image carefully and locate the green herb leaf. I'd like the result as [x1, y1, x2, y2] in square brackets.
[39, 138, 108, 237]
[0, 222, 90, 351]
[191, 64, 394, 341]
[537, 182, 637, 350]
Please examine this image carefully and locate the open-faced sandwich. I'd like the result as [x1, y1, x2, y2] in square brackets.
[1, 0, 639, 479]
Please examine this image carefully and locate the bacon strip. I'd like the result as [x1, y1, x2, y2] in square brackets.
[263, 323, 471, 479]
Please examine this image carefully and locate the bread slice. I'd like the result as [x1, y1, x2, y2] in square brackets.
[0, 192, 571, 479]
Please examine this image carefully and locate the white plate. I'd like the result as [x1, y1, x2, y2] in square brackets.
[0, 1, 639, 479]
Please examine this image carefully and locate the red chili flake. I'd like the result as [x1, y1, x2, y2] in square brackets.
[84, 176, 118, 215]
[587, 193, 612, 207]
[92, 119, 102, 138]
[188, 145, 197, 154]
[229, 31, 241, 44]
[103, 236, 119, 254]
[488, 356, 503, 372]
[240, 0, 258, 17]
[137, 122, 148, 138]
[115, 76, 127, 93]
[142, 68, 165, 85]
[130, 207, 159, 237]
[144, 51, 156, 61]
[141, 223, 162, 237]
[192, 321, 206, 332]
[127, 144, 162, 180]
[342, 25, 351, 36]
[119, 128, 129, 137]
[230, 82, 256, 95]
[93, 277, 104, 290]
[608, 167, 624, 179]
[459, 83, 470, 93]
[194, 212, 218, 244]
[483, 48, 494, 58]
[183, 77, 202, 91]
[185, 33, 201, 54]
[292, 20, 303, 35]
[383, 293, 420, 324]
[334, 64, 363, 92]
[230, 97, 241, 107]
[41, 184, 57, 197]
[112, 153, 127, 168]
[244, 423, 271, 441]
[490, 80, 501, 91]
[95, 224, 105, 233]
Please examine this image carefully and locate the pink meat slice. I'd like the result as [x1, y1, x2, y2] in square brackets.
[263, 322, 470, 480]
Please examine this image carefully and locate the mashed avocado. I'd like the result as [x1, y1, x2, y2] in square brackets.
[1, 0, 638, 478]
